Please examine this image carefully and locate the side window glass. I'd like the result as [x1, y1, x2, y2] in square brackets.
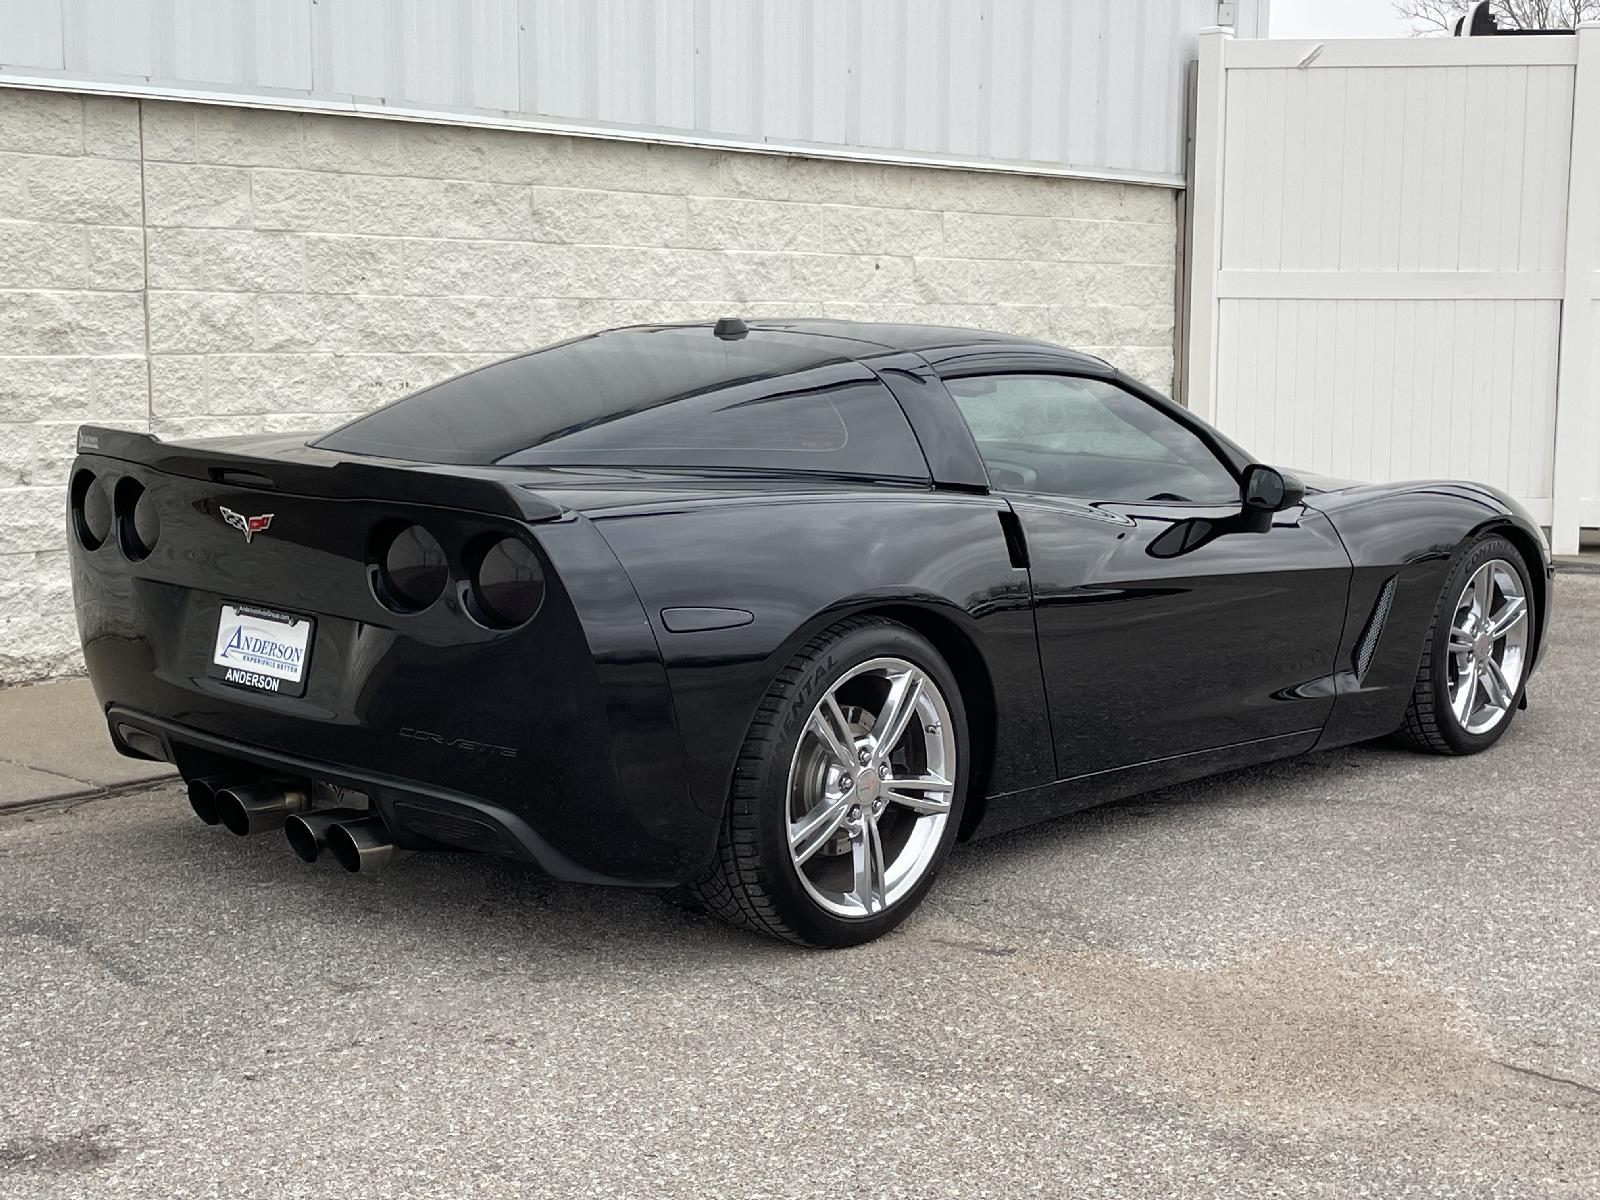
[946, 374, 1239, 504]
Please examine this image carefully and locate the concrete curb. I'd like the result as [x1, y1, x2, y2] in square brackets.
[0, 678, 177, 810]
[0, 774, 178, 818]
[1554, 556, 1600, 575]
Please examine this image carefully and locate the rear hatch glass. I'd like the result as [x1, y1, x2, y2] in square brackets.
[313, 326, 929, 481]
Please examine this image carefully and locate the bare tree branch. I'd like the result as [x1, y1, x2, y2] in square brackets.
[1394, 0, 1600, 33]
[1393, 0, 1466, 34]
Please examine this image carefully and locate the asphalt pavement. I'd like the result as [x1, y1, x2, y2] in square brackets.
[2, 576, 1597, 1199]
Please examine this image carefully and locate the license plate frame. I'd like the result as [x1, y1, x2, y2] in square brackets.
[208, 602, 314, 697]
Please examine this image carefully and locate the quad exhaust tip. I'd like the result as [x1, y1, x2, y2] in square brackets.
[187, 773, 395, 872]
[213, 780, 310, 837]
[186, 774, 233, 825]
[325, 816, 395, 874]
[283, 807, 365, 864]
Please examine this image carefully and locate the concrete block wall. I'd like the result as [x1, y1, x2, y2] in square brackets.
[0, 86, 1179, 682]
[1, 89, 149, 681]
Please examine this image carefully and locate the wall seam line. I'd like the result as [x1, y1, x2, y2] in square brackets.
[136, 98, 154, 436]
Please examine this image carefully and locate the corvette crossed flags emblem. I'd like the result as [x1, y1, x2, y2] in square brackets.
[219, 506, 275, 543]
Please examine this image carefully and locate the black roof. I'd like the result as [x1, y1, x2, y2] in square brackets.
[313, 318, 1120, 469]
[686, 317, 1110, 371]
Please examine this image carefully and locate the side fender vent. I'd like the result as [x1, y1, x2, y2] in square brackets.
[998, 509, 1029, 570]
[1353, 575, 1398, 681]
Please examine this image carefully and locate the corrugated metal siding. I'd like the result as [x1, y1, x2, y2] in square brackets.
[0, 0, 1263, 183]
[0, 0, 63, 68]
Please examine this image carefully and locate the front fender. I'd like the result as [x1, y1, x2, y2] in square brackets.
[1306, 480, 1553, 748]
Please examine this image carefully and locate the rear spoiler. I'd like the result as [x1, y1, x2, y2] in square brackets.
[74, 426, 566, 524]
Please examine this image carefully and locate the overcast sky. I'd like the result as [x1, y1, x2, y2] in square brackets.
[1269, 0, 1419, 37]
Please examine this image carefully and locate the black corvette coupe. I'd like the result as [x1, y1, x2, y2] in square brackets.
[69, 320, 1551, 946]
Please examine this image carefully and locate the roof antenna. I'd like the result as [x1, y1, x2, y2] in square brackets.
[713, 316, 749, 341]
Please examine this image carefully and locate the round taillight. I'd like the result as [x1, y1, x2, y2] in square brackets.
[72, 469, 111, 550]
[468, 537, 545, 629]
[117, 477, 159, 561]
[375, 524, 448, 612]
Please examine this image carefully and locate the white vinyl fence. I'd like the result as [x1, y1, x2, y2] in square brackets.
[1186, 24, 1600, 554]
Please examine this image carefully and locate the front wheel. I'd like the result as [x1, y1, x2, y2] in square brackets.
[1396, 533, 1535, 755]
[692, 617, 969, 947]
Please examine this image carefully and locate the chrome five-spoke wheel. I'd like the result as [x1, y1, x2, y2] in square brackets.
[785, 657, 956, 919]
[1397, 534, 1535, 756]
[693, 617, 967, 946]
[1446, 558, 1529, 735]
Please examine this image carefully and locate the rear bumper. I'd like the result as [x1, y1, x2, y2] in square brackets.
[108, 706, 710, 887]
[69, 453, 722, 887]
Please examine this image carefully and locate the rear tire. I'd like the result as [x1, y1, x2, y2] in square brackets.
[692, 616, 969, 947]
[1394, 533, 1534, 755]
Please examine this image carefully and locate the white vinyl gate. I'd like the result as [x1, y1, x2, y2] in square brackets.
[1185, 24, 1600, 554]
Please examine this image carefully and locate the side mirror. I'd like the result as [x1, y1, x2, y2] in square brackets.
[1241, 464, 1306, 514]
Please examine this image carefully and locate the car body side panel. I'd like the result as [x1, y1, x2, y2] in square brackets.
[975, 729, 1321, 839]
[529, 516, 713, 878]
[1308, 481, 1553, 750]
[1014, 498, 1351, 776]
[590, 492, 1055, 825]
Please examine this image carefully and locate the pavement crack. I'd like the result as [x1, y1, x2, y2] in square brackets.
[925, 934, 1019, 957]
[0, 912, 148, 986]
[0, 751, 103, 791]
[1492, 1058, 1600, 1105]
[0, 1126, 121, 1174]
[0, 777, 179, 821]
